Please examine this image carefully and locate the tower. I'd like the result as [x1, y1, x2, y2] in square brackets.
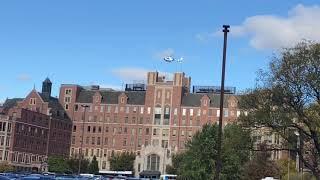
[42, 78, 52, 97]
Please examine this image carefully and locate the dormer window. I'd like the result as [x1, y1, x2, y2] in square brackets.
[29, 98, 36, 105]
[121, 97, 125, 104]
[65, 89, 72, 95]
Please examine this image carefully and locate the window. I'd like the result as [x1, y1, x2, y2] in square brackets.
[197, 109, 201, 116]
[104, 137, 108, 145]
[139, 128, 142, 135]
[71, 136, 75, 144]
[133, 107, 137, 113]
[74, 104, 79, 111]
[114, 106, 118, 113]
[29, 98, 36, 105]
[181, 130, 185, 136]
[182, 108, 186, 116]
[87, 126, 91, 132]
[237, 110, 241, 117]
[146, 128, 150, 135]
[64, 97, 71, 103]
[188, 130, 192, 137]
[224, 110, 229, 117]
[166, 91, 170, 99]
[139, 117, 143, 124]
[125, 117, 129, 123]
[124, 127, 127, 134]
[140, 107, 144, 114]
[154, 106, 161, 125]
[147, 107, 151, 114]
[126, 107, 130, 113]
[164, 106, 170, 125]
[118, 127, 122, 134]
[123, 138, 127, 146]
[65, 89, 72, 95]
[92, 137, 95, 145]
[98, 126, 101, 133]
[217, 110, 220, 117]
[190, 109, 194, 116]
[172, 129, 176, 137]
[86, 137, 89, 144]
[131, 128, 136, 135]
[132, 117, 136, 124]
[147, 154, 160, 171]
[73, 125, 76, 132]
[161, 140, 168, 148]
[157, 90, 161, 99]
[121, 97, 125, 103]
[174, 108, 178, 115]
[105, 127, 109, 133]
[93, 126, 96, 133]
[162, 129, 169, 137]
[107, 106, 111, 113]
[153, 128, 159, 136]
[97, 137, 101, 145]
[100, 106, 104, 112]
[138, 138, 142, 147]
[65, 104, 69, 110]
[113, 128, 117, 134]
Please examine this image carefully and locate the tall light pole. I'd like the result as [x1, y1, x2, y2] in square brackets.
[78, 104, 89, 175]
[215, 25, 230, 180]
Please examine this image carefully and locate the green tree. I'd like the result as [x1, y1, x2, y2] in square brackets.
[239, 41, 320, 179]
[109, 151, 136, 172]
[242, 143, 280, 180]
[67, 158, 90, 174]
[47, 156, 70, 174]
[88, 156, 99, 174]
[0, 162, 14, 172]
[277, 159, 296, 179]
[165, 153, 183, 174]
[172, 124, 252, 180]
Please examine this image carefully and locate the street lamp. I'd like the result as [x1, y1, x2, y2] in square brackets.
[78, 104, 89, 175]
[215, 25, 230, 180]
[294, 131, 301, 177]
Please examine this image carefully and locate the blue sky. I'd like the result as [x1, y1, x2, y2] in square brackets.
[1, 0, 320, 103]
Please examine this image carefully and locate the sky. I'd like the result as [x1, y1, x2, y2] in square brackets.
[1, 0, 320, 103]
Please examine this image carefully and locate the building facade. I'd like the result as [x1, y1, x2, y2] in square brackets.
[59, 72, 241, 175]
[0, 78, 72, 171]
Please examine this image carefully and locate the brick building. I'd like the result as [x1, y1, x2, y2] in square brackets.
[59, 71, 242, 175]
[0, 78, 72, 171]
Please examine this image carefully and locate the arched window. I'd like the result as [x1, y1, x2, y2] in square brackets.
[147, 154, 160, 171]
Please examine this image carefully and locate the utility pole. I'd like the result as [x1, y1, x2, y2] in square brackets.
[215, 25, 230, 180]
[78, 104, 89, 175]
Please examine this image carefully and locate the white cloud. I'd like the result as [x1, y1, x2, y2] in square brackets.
[17, 74, 31, 81]
[201, 4, 320, 49]
[153, 48, 175, 59]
